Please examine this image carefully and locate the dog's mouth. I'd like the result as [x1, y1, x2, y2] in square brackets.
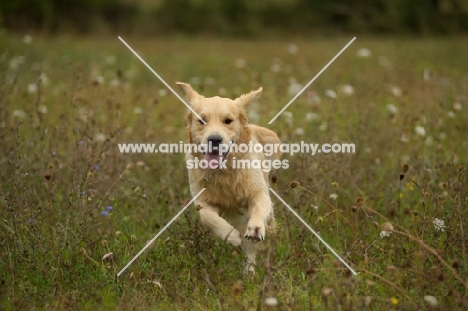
[202, 140, 233, 170]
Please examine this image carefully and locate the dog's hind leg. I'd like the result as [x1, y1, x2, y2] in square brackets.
[242, 239, 262, 274]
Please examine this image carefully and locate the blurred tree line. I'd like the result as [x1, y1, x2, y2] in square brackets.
[1, 0, 467, 35]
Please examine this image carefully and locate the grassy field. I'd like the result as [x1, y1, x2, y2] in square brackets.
[1, 33, 467, 310]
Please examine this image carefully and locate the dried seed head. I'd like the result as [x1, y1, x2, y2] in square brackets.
[232, 281, 243, 295]
[290, 181, 300, 188]
[321, 287, 334, 297]
[399, 174, 405, 181]
[438, 182, 448, 190]
[372, 221, 379, 228]
[355, 197, 364, 206]
[270, 173, 278, 184]
[351, 205, 358, 212]
[381, 222, 394, 232]
[44, 172, 51, 180]
[402, 163, 409, 173]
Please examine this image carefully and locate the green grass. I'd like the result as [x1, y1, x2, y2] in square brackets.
[1, 33, 467, 310]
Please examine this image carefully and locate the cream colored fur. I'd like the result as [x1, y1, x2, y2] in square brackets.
[177, 82, 281, 274]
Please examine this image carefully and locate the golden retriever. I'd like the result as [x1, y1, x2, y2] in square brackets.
[177, 82, 281, 274]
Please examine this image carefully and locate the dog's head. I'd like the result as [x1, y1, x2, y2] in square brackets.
[177, 82, 262, 169]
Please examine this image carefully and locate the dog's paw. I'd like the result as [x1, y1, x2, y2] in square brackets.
[244, 220, 265, 243]
[226, 228, 243, 247]
[244, 259, 256, 275]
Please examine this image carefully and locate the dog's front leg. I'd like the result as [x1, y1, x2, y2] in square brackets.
[198, 205, 243, 247]
[245, 190, 272, 242]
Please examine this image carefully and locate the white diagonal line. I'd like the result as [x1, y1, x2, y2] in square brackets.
[118, 36, 206, 124]
[269, 188, 358, 275]
[117, 188, 206, 277]
[268, 37, 356, 124]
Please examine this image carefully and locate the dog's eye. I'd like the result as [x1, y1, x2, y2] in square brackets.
[224, 118, 233, 125]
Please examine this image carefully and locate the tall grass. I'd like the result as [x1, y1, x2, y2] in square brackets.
[0, 34, 467, 309]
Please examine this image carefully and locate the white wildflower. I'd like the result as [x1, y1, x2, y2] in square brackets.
[204, 77, 215, 85]
[39, 72, 49, 86]
[13, 110, 27, 118]
[400, 134, 409, 143]
[453, 102, 462, 111]
[283, 111, 293, 127]
[338, 84, 354, 96]
[329, 193, 338, 200]
[318, 122, 328, 132]
[38, 105, 48, 114]
[189, 76, 201, 84]
[28, 83, 38, 94]
[110, 79, 120, 87]
[386, 104, 399, 114]
[94, 133, 106, 142]
[357, 48, 372, 58]
[235, 58, 246, 68]
[447, 111, 455, 118]
[378, 56, 393, 69]
[325, 89, 337, 99]
[22, 35, 33, 44]
[424, 295, 438, 306]
[390, 85, 402, 97]
[93, 76, 104, 84]
[380, 231, 392, 238]
[102, 252, 114, 262]
[264, 297, 278, 306]
[133, 107, 143, 114]
[433, 218, 446, 232]
[294, 127, 304, 135]
[307, 91, 321, 105]
[423, 68, 432, 81]
[288, 77, 303, 96]
[158, 89, 167, 97]
[415, 126, 426, 137]
[286, 43, 298, 55]
[306, 112, 319, 122]
[425, 136, 434, 147]
[9, 55, 26, 70]
[248, 102, 260, 123]
[270, 62, 281, 73]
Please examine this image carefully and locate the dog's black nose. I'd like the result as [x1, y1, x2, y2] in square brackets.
[207, 134, 223, 151]
[207, 134, 223, 145]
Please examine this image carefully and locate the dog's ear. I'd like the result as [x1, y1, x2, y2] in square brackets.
[176, 82, 204, 103]
[234, 87, 262, 108]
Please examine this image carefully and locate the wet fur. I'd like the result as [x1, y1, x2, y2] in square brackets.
[178, 82, 281, 273]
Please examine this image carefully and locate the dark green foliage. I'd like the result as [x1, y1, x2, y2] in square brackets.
[1, 0, 467, 35]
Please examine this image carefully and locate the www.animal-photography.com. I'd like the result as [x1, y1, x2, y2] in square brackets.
[1, 1, 467, 310]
